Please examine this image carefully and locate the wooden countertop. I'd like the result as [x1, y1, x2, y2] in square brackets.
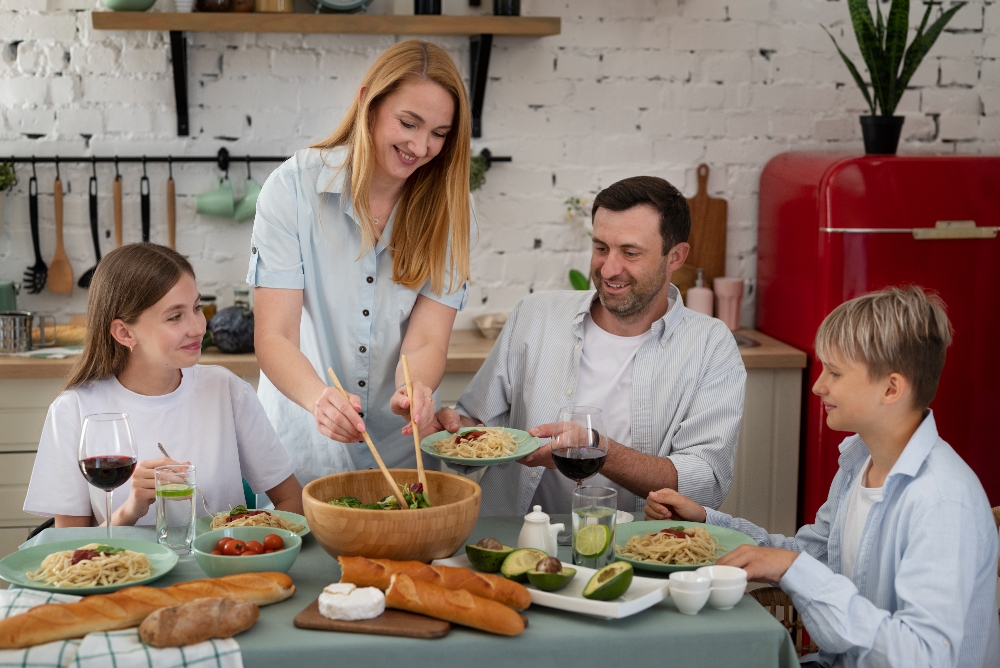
[0, 328, 806, 380]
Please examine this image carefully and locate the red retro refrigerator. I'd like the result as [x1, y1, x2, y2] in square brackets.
[757, 152, 1000, 525]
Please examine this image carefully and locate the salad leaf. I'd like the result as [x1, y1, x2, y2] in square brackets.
[91, 545, 125, 555]
[228, 505, 249, 516]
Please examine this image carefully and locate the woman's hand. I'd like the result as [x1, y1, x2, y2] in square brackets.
[314, 386, 366, 443]
[392, 380, 436, 435]
[113, 457, 185, 526]
[644, 488, 707, 522]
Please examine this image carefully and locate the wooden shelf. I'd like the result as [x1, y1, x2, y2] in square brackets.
[91, 12, 560, 36]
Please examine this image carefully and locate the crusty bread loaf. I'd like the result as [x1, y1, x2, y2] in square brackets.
[385, 573, 525, 636]
[139, 597, 259, 647]
[0, 572, 294, 649]
[339, 556, 531, 611]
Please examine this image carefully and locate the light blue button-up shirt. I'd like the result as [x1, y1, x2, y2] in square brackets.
[247, 147, 472, 484]
[706, 411, 1000, 667]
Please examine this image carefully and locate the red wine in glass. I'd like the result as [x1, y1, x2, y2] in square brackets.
[78, 413, 138, 538]
[552, 447, 607, 482]
[79, 456, 137, 491]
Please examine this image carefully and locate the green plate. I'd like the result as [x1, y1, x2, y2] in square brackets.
[421, 427, 540, 466]
[0, 538, 179, 594]
[614, 520, 756, 573]
[196, 510, 310, 537]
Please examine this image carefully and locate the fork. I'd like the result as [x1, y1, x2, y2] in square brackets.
[22, 175, 47, 294]
[157, 442, 212, 516]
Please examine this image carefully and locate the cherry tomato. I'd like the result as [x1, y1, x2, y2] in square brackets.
[209, 550, 222, 555]
[263, 534, 284, 551]
[263, 549, 274, 554]
[215, 537, 234, 552]
[223, 539, 246, 556]
[239, 550, 257, 556]
[244, 540, 264, 554]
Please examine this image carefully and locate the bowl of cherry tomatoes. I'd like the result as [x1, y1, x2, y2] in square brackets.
[192, 527, 301, 577]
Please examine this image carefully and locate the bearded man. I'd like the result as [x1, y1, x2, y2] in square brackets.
[431, 176, 747, 516]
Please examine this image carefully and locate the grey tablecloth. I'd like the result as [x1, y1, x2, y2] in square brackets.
[21, 517, 798, 668]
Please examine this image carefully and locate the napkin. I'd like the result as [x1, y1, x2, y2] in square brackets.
[0, 589, 244, 668]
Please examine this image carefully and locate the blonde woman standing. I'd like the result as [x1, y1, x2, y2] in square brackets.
[249, 41, 474, 484]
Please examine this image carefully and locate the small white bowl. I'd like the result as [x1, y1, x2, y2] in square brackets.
[696, 565, 748, 587]
[671, 586, 710, 615]
[668, 571, 711, 592]
[707, 584, 745, 610]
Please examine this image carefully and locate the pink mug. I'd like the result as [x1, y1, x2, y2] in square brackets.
[713, 278, 744, 331]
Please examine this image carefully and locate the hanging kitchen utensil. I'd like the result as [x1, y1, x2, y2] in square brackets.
[47, 159, 73, 294]
[78, 159, 101, 289]
[113, 158, 123, 248]
[140, 157, 150, 243]
[22, 160, 47, 294]
[167, 157, 176, 250]
[676, 164, 728, 300]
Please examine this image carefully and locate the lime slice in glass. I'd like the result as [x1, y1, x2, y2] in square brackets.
[575, 524, 610, 558]
[156, 483, 194, 498]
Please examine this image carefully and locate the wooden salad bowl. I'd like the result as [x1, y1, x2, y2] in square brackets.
[302, 469, 482, 563]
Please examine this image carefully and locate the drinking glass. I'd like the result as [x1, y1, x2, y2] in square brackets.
[77, 413, 138, 539]
[572, 486, 617, 568]
[551, 406, 609, 488]
[154, 465, 197, 553]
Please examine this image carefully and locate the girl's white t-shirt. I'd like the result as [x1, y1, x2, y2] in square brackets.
[23, 365, 296, 526]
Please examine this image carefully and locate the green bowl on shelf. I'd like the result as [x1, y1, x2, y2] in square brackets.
[100, 0, 157, 11]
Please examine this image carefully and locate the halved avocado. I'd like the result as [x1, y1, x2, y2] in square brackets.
[582, 562, 634, 600]
[466, 543, 516, 573]
[500, 548, 548, 582]
[527, 566, 577, 592]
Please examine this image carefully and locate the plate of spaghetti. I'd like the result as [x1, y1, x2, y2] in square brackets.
[614, 521, 756, 573]
[0, 538, 178, 594]
[420, 427, 540, 465]
[197, 507, 309, 537]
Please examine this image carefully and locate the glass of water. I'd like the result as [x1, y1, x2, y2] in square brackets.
[572, 486, 617, 568]
[154, 465, 196, 554]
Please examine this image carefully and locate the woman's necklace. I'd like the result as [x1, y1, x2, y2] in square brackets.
[371, 201, 395, 229]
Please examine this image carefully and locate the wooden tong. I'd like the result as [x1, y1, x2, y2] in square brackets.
[326, 367, 408, 509]
[401, 354, 431, 505]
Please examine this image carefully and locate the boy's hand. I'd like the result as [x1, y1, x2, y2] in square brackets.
[645, 488, 707, 522]
[716, 545, 800, 583]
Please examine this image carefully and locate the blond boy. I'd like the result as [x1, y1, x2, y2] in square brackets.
[647, 286, 999, 667]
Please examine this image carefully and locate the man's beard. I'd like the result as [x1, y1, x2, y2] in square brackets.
[592, 259, 669, 322]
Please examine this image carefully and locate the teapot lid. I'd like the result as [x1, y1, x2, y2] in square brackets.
[523, 505, 550, 522]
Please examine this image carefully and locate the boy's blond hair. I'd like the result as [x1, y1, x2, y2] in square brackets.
[815, 285, 953, 409]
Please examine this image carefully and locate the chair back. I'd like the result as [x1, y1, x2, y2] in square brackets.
[749, 586, 819, 656]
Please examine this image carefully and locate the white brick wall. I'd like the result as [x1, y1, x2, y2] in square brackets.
[1, 0, 998, 330]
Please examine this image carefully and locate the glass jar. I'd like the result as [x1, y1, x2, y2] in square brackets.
[201, 295, 217, 323]
[196, 0, 232, 12]
[233, 289, 251, 311]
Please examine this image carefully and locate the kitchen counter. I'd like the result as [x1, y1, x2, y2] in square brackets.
[0, 328, 805, 380]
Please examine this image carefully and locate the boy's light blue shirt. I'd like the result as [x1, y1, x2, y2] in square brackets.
[707, 411, 999, 668]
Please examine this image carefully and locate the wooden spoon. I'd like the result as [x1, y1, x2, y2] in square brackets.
[401, 354, 430, 505]
[47, 176, 73, 294]
[113, 175, 123, 248]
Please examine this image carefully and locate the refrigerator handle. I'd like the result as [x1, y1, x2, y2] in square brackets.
[913, 221, 998, 240]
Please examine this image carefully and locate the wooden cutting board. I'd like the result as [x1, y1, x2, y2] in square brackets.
[676, 164, 728, 299]
[293, 599, 451, 639]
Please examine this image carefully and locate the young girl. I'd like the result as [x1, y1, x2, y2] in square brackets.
[24, 243, 303, 527]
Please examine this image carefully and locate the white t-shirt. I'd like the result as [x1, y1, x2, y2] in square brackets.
[840, 457, 883, 580]
[531, 313, 653, 514]
[24, 365, 295, 526]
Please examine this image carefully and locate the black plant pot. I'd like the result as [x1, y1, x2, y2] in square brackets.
[860, 116, 905, 155]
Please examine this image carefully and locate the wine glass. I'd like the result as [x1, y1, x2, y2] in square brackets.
[78, 413, 138, 539]
[551, 406, 609, 487]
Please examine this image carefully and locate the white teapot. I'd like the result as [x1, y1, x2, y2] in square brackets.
[516, 505, 564, 556]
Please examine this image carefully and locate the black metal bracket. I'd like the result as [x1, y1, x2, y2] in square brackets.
[169, 31, 189, 136]
[469, 33, 493, 139]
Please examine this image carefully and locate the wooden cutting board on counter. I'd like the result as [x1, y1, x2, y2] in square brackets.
[675, 164, 728, 300]
[293, 599, 451, 639]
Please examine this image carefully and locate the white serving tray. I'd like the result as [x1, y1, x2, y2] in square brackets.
[432, 554, 668, 619]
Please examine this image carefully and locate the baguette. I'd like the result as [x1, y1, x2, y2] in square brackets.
[0, 572, 294, 649]
[385, 573, 525, 636]
[339, 556, 531, 611]
[139, 597, 259, 647]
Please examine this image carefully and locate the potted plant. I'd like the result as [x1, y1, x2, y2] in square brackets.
[823, 0, 965, 155]
[0, 162, 15, 236]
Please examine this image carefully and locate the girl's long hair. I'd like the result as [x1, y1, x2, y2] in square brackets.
[312, 40, 471, 295]
[65, 243, 196, 390]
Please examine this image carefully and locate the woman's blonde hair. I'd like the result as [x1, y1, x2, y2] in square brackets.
[815, 285, 953, 409]
[312, 40, 471, 294]
[66, 243, 196, 390]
